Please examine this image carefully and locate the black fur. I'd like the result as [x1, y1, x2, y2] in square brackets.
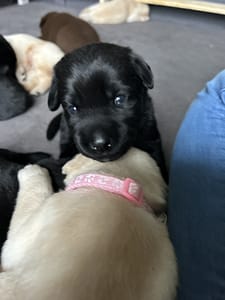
[46, 112, 62, 140]
[0, 149, 66, 252]
[0, 35, 33, 121]
[48, 43, 167, 180]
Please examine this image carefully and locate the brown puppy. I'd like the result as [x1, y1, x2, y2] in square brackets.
[40, 12, 100, 53]
[0, 148, 177, 300]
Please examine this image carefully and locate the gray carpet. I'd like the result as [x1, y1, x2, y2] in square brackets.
[0, 1, 224, 166]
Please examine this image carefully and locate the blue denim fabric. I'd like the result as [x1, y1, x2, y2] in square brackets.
[168, 70, 225, 300]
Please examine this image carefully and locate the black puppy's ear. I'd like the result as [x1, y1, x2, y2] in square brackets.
[130, 52, 154, 89]
[48, 74, 60, 111]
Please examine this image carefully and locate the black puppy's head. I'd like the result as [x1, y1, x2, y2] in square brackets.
[48, 43, 154, 161]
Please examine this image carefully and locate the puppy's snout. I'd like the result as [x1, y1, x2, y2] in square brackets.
[89, 132, 112, 153]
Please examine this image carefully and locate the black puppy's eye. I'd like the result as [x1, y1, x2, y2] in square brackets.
[114, 95, 126, 106]
[68, 105, 77, 114]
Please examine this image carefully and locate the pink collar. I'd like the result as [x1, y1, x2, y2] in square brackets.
[66, 173, 144, 207]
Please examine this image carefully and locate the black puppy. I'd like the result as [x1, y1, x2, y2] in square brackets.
[0, 149, 66, 252]
[48, 43, 167, 180]
[0, 35, 32, 121]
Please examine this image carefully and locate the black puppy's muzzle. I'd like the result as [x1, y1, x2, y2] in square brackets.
[75, 119, 129, 161]
[89, 131, 113, 154]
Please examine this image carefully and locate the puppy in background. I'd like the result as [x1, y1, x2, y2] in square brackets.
[79, 0, 150, 24]
[40, 12, 100, 54]
[5, 34, 64, 95]
[0, 148, 177, 300]
[0, 35, 32, 120]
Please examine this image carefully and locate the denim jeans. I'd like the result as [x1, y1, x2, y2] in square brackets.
[168, 70, 225, 300]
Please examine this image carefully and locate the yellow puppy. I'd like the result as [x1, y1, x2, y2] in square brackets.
[5, 34, 64, 95]
[79, 0, 150, 24]
[0, 148, 177, 300]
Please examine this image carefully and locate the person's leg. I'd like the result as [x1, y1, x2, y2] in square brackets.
[168, 70, 225, 300]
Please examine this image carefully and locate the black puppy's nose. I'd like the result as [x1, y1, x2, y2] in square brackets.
[90, 133, 112, 153]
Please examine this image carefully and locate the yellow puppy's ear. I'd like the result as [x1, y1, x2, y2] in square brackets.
[25, 45, 35, 69]
[62, 154, 87, 175]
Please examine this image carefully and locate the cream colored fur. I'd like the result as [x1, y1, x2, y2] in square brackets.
[79, 0, 150, 24]
[5, 34, 64, 95]
[0, 148, 177, 300]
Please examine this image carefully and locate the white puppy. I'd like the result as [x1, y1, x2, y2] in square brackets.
[79, 0, 150, 24]
[5, 34, 64, 95]
[0, 148, 177, 300]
